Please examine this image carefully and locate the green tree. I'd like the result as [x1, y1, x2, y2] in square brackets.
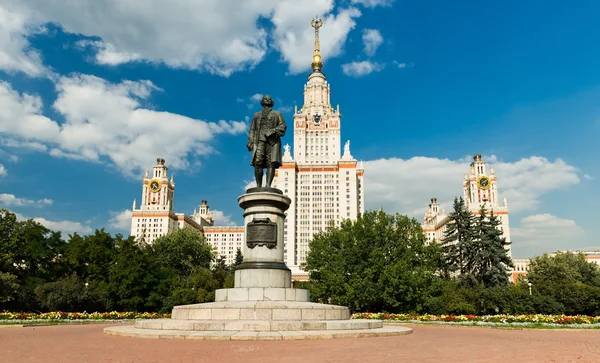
[0, 209, 66, 310]
[0, 272, 19, 303]
[525, 252, 600, 315]
[233, 248, 244, 268]
[304, 210, 443, 313]
[440, 197, 477, 277]
[63, 230, 118, 283]
[150, 228, 217, 312]
[34, 274, 110, 312]
[108, 236, 158, 311]
[471, 206, 513, 287]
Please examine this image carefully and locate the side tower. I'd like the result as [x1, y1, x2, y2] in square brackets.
[463, 154, 511, 257]
[130, 158, 178, 244]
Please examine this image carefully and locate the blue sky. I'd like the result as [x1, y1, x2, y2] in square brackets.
[0, 0, 598, 258]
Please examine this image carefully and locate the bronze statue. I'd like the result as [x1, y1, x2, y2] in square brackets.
[247, 95, 287, 189]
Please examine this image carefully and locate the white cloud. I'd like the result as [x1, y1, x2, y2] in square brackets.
[364, 155, 581, 218]
[211, 210, 237, 226]
[351, 0, 395, 7]
[511, 214, 585, 257]
[0, 164, 6, 177]
[107, 209, 132, 231]
[341, 60, 384, 77]
[0, 193, 53, 207]
[583, 174, 593, 180]
[362, 29, 383, 56]
[15, 212, 93, 236]
[243, 179, 257, 191]
[1, 138, 49, 152]
[0, 7, 45, 76]
[1, 0, 391, 76]
[0, 75, 247, 177]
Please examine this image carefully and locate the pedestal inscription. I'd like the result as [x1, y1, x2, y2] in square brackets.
[247, 218, 277, 249]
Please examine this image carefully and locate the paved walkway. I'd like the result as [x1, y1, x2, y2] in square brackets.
[1, 323, 599, 362]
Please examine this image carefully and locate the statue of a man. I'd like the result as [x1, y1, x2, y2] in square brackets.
[246, 95, 287, 188]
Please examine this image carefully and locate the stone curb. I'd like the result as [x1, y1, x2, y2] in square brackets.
[103, 325, 412, 340]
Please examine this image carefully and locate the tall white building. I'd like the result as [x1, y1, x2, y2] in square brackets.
[422, 154, 512, 258]
[272, 18, 365, 276]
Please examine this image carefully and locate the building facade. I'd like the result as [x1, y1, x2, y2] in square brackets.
[130, 158, 204, 245]
[422, 154, 512, 258]
[272, 18, 365, 275]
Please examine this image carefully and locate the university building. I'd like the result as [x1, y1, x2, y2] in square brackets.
[272, 18, 365, 276]
[130, 158, 244, 264]
[422, 154, 512, 258]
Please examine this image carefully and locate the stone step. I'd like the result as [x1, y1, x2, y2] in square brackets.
[215, 287, 310, 302]
[106, 324, 412, 340]
[135, 319, 383, 332]
[171, 301, 350, 321]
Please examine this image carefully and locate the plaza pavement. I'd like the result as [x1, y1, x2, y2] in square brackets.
[1, 322, 599, 362]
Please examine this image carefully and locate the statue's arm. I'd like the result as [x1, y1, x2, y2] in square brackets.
[273, 112, 287, 137]
[248, 115, 257, 142]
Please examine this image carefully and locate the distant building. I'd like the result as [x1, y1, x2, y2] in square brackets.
[130, 158, 203, 244]
[129, 158, 243, 264]
[203, 225, 245, 266]
[422, 154, 512, 258]
[272, 19, 365, 277]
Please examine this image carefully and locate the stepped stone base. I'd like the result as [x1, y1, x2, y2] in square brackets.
[103, 325, 412, 340]
[136, 318, 381, 331]
[103, 299, 414, 339]
[171, 301, 350, 321]
[214, 288, 309, 302]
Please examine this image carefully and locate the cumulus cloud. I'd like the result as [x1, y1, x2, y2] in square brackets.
[0, 164, 6, 177]
[363, 155, 581, 218]
[15, 212, 93, 236]
[341, 60, 384, 76]
[0, 0, 390, 76]
[211, 210, 237, 226]
[511, 214, 586, 257]
[0, 7, 45, 76]
[0, 193, 53, 207]
[362, 29, 383, 56]
[351, 0, 395, 7]
[107, 209, 132, 231]
[0, 75, 247, 177]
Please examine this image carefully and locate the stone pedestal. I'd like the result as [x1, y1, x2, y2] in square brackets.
[235, 188, 291, 288]
[104, 187, 413, 340]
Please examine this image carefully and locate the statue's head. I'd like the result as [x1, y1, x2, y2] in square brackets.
[260, 94, 275, 108]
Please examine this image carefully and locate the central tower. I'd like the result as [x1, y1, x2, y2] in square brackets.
[292, 17, 341, 165]
[273, 17, 365, 277]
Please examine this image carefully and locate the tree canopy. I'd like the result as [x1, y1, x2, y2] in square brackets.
[304, 210, 443, 313]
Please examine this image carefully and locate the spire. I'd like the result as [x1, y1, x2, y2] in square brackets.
[311, 16, 324, 72]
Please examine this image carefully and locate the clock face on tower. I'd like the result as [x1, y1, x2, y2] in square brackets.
[476, 175, 491, 190]
[149, 179, 161, 193]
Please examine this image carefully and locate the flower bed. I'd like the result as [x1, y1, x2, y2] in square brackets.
[351, 313, 600, 327]
[0, 311, 170, 321]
